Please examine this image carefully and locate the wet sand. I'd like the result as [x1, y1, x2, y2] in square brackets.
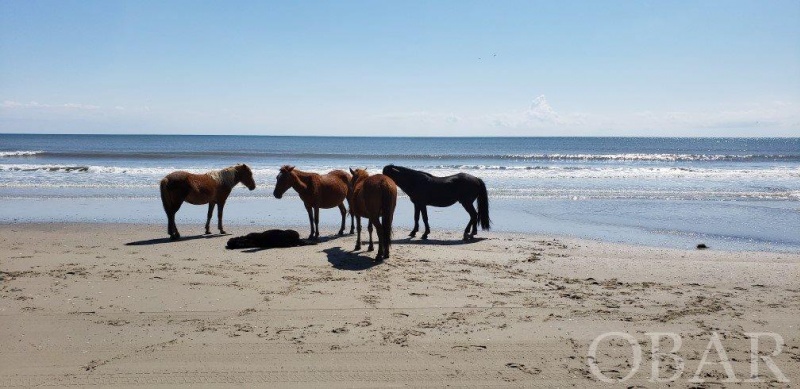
[1, 223, 798, 387]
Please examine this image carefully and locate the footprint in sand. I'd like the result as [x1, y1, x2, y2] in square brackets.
[452, 345, 487, 351]
[505, 362, 541, 375]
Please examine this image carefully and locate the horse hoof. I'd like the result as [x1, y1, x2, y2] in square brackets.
[338, 230, 345, 236]
[367, 246, 374, 252]
[204, 231, 211, 235]
[354, 245, 361, 251]
[220, 230, 226, 235]
[421, 236, 428, 240]
[170, 235, 180, 241]
[408, 232, 416, 238]
[374, 254, 384, 261]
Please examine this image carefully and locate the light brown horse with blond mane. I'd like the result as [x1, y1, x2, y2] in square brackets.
[160, 164, 256, 240]
[349, 168, 397, 261]
[273, 165, 355, 239]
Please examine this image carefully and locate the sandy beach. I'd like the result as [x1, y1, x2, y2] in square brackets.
[0, 223, 797, 387]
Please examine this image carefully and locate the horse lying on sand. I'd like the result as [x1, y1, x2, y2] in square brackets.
[226, 229, 314, 249]
[349, 168, 397, 261]
[382, 164, 490, 241]
[160, 164, 256, 240]
[273, 165, 355, 239]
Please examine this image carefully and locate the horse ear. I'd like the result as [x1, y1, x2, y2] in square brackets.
[288, 165, 295, 171]
[349, 168, 355, 175]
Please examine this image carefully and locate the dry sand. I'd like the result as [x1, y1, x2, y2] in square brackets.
[1, 223, 798, 387]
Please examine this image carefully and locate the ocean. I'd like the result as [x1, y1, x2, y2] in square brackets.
[1, 134, 798, 252]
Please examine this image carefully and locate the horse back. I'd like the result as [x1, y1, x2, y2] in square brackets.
[313, 170, 349, 208]
[362, 174, 397, 215]
[325, 169, 351, 185]
[408, 172, 480, 206]
[351, 174, 393, 217]
[163, 171, 217, 204]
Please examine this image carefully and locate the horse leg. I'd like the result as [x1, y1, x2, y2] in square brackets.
[313, 206, 320, 239]
[167, 210, 179, 240]
[349, 209, 355, 234]
[205, 203, 215, 234]
[420, 206, 431, 240]
[461, 201, 478, 241]
[217, 200, 226, 234]
[337, 204, 346, 235]
[370, 217, 383, 260]
[367, 221, 374, 252]
[167, 199, 183, 240]
[354, 217, 362, 251]
[409, 203, 420, 238]
[470, 201, 479, 236]
[305, 205, 315, 240]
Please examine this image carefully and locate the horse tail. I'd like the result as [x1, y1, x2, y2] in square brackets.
[381, 182, 396, 252]
[160, 177, 172, 213]
[477, 178, 491, 230]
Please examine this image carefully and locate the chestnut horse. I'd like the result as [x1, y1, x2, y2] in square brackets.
[273, 165, 354, 239]
[160, 164, 256, 240]
[349, 168, 397, 260]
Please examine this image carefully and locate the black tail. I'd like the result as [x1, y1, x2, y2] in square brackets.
[477, 179, 490, 230]
[382, 186, 396, 253]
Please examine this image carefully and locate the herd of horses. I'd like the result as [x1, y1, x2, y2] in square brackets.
[160, 164, 491, 260]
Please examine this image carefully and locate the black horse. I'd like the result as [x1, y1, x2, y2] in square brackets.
[382, 165, 490, 241]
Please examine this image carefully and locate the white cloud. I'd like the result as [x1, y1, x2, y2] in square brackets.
[1, 97, 798, 136]
[368, 96, 800, 136]
[1, 100, 100, 110]
[483, 95, 569, 129]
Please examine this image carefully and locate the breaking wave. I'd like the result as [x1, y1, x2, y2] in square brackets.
[4, 150, 799, 162]
[0, 150, 45, 157]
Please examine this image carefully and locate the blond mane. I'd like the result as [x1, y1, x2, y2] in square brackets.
[207, 166, 237, 188]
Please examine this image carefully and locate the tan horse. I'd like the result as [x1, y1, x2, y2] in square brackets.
[273, 165, 354, 239]
[349, 168, 397, 260]
[160, 164, 256, 240]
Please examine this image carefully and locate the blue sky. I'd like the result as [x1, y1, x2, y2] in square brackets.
[1, 0, 798, 136]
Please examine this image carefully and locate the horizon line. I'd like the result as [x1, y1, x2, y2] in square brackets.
[1, 132, 799, 139]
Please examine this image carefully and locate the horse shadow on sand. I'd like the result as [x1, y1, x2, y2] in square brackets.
[400, 237, 487, 246]
[324, 247, 384, 271]
[125, 233, 229, 246]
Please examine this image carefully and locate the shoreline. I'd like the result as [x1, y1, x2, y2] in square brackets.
[2, 196, 799, 254]
[1, 223, 798, 386]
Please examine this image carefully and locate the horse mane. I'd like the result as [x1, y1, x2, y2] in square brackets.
[391, 164, 434, 178]
[208, 166, 238, 188]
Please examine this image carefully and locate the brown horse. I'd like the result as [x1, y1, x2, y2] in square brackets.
[349, 168, 397, 260]
[273, 165, 354, 239]
[160, 164, 256, 240]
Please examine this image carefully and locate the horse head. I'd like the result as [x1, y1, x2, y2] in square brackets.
[236, 164, 256, 191]
[381, 164, 397, 176]
[381, 164, 408, 188]
[349, 168, 369, 190]
[273, 165, 296, 199]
